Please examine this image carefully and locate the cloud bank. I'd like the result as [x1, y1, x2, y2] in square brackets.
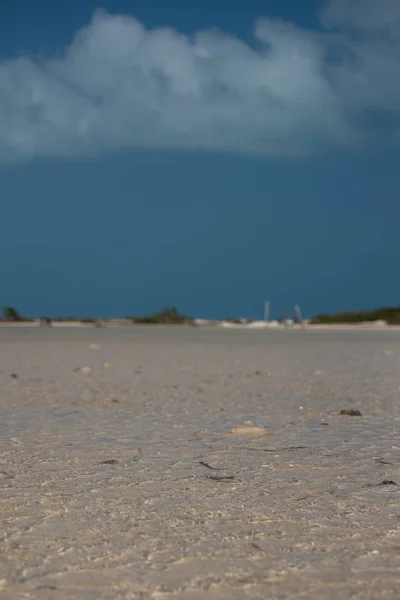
[0, 0, 399, 162]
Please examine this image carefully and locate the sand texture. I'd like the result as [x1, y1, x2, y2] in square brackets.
[1, 326, 399, 599]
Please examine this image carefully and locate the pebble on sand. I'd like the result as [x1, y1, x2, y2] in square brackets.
[231, 427, 269, 435]
[340, 409, 363, 416]
[77, 366, 92, 375]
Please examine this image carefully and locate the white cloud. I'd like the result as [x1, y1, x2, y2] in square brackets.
[0, 0, 399, 162]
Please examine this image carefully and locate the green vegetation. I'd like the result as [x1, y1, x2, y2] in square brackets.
[2, 306, 25, 322]
[0, 309, 98, 324]
[311, 306, 400, 325]
[127, 306, 194, 325]
[0, 305, 192, 325]
[3, 303, 400, 327]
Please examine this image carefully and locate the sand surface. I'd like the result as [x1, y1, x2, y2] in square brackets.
[1, 326, 399, 599]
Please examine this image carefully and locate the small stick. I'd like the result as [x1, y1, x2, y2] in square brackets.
[199, 461, 220, 470]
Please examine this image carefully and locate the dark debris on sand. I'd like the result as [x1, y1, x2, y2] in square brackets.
[364, 480, 398, 488]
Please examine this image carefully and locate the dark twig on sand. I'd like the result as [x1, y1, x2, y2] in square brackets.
[364, 480, 397, 488]
[199, 461, 220, 470]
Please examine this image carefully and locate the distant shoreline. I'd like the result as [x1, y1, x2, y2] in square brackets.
[4, 305, 400, 328]
[0, 319, 398, 330]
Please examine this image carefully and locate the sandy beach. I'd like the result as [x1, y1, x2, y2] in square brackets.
[1, 326, 399, 599]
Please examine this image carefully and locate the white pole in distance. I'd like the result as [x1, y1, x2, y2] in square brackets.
[265, 301, 270, 326]
[295, 304, 305, 329]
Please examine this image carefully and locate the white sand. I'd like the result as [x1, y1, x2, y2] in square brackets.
[1, 327, 399, 599]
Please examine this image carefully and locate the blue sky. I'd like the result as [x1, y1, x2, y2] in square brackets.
[1, 0, 400, 319]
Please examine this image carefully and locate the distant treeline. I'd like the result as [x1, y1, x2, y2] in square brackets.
[1, 306, 194, 325]
[0, 306, 98, 323]
[5, 303, 400, 326]
[1, 306, 29, 322]
[311, 306, 400, 325]
[126, 307, 194, 325]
